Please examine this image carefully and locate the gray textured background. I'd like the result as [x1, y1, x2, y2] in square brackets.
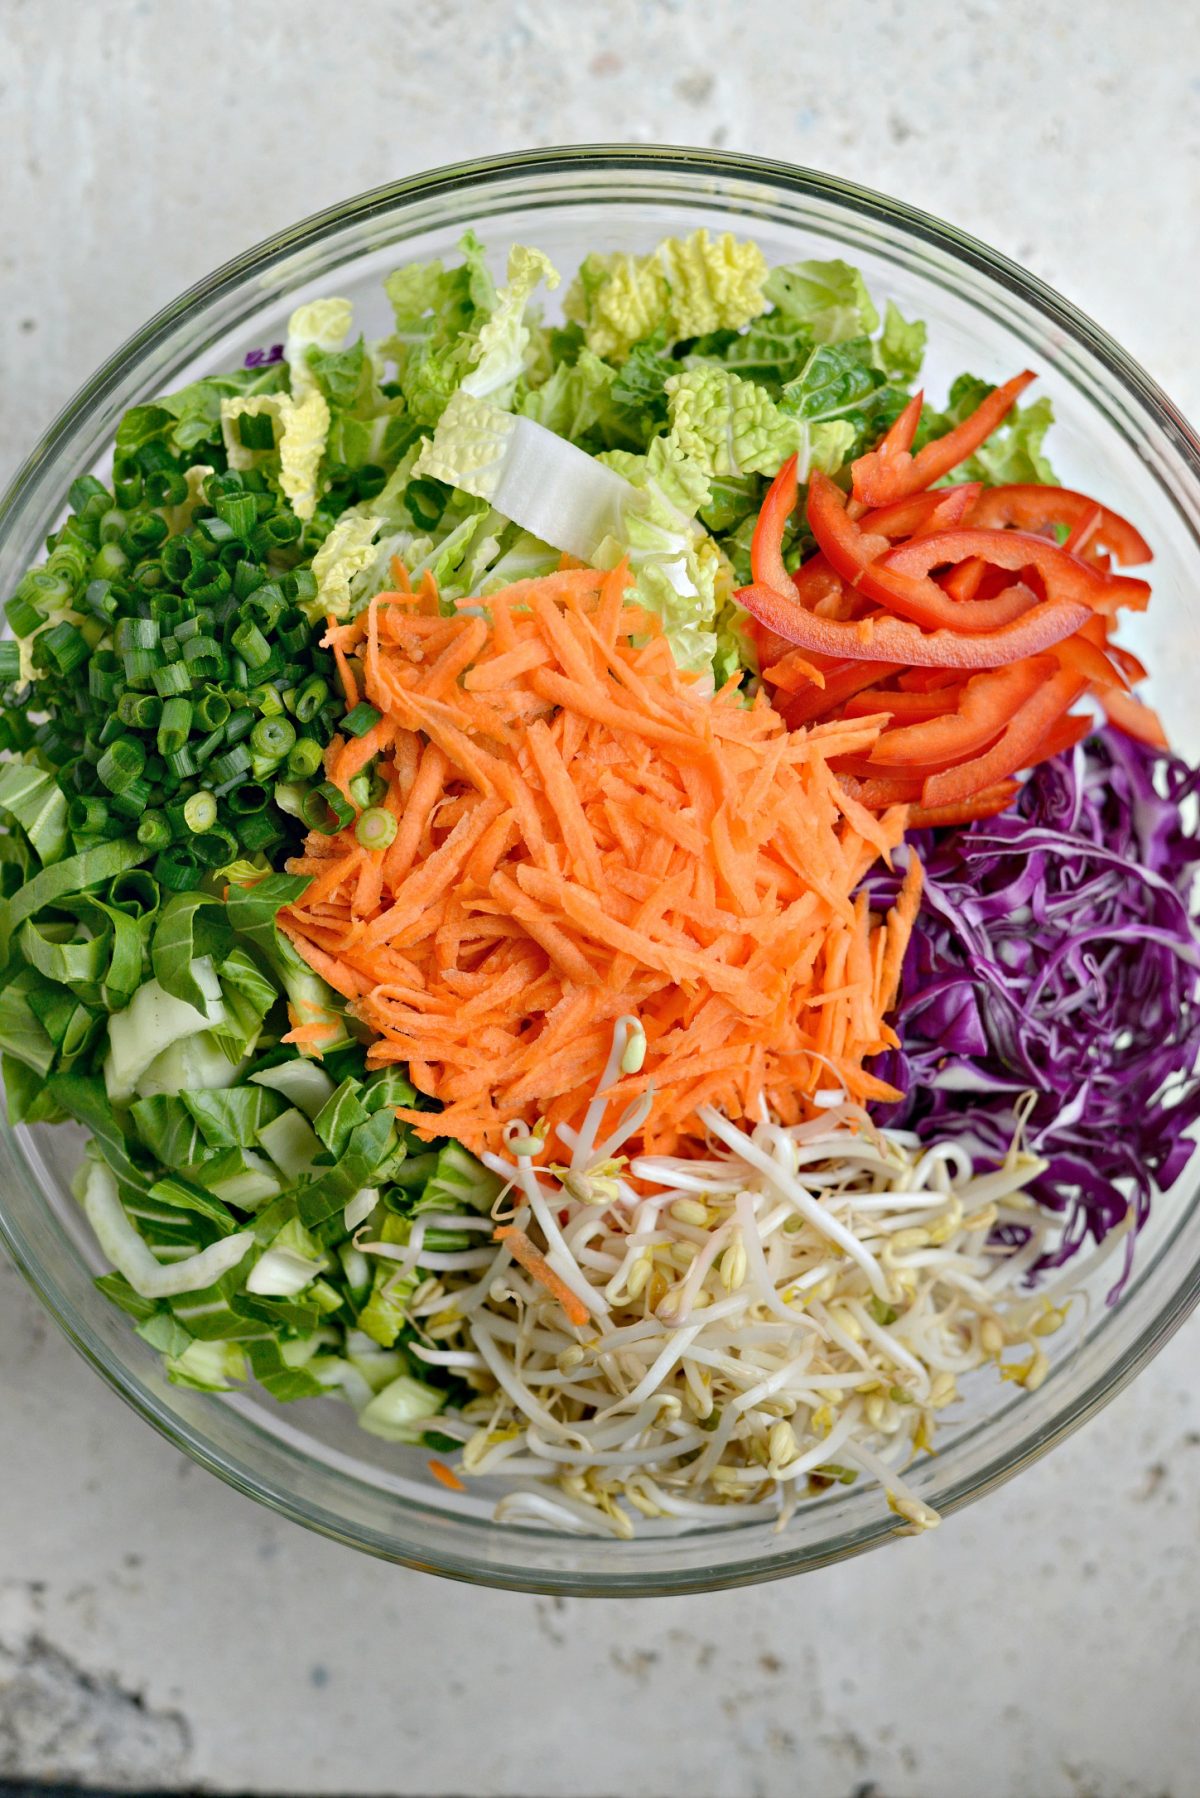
[1, 2, 1198, 1794]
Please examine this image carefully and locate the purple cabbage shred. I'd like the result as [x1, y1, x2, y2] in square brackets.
[871, 726, 1200, 1299]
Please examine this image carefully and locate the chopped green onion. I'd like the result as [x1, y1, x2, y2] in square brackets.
[226, 782, 269, 816]
[342, 701, 381, 738]
[237, 411, 276, 450]
[116, 690, 161, 730]
[231, 619, 271, 668]
[192, 826, 239, 867]
[136, 809, 171, 851]
[68, 794, 110, 836]
[163, 745, 198, 781]
[144, 467, 189, 508]
[193, 688, 231, 733]
[238, 809, 284, 853]
[251, 715, 297, 760]
[276, 608, 309, 654]
[97, 736, 146, 794]
[302, 780, 355, 835]
[111, 458, 143, 508]
[69, 475, 109, 512]
[209, 742, 252, 783]
[286, 737, 324, 782]
[223, 708, 254, 746]
[182, 790, 217, 833]
[152, 659, 192, 698]
[153, 844, 200, 891]
[90, 542, 129, 582]
[156, 696, 193, 755]
[6, 593, 45, 637]
[109, 776, 153, 818]
[0, 642, 21, 684]
[355, 806, 397, 851]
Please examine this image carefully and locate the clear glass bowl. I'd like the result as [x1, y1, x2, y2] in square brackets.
[2, 146, 1199, 1596]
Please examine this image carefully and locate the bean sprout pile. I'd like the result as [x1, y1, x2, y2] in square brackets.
[361, 1021, 1096, 1536]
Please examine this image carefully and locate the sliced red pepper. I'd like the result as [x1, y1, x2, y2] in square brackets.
[940, 556, 986, 602]
[750, 451, 799, 594]
[967, 484, 1151, 566]
[771, 658, 899, 727]
[738, 578, 1090, 670]
[920, 668, 1087, 807]
[847, 391, 925, 520]
[1027, 711, 1094, 761]
[841, 686, 962, 723]
[1100, 687, 1169, 749]
[851, 371, 1037, 507]
[857, 483, 981, 540]
[907, 781, 1021, 827]
[881, 525, 1150, 615]
[868, 660, 1054, 767]
[1053, 628, 1128, 693]
[808, 473, 1042, 633]
[898, 667, 965, 693]
[1109, 643, 1148, 685]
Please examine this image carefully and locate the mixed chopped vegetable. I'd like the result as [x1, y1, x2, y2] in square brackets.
[1, 228, 1195, 1540]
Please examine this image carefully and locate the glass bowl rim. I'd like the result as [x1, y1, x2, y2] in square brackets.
[2, 143, 1199, 1595]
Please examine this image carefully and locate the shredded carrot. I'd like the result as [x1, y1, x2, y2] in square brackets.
[494, 1225, 591, 1327]
[427, 1458, 466, 1493]
[281, 563, 918, 1155]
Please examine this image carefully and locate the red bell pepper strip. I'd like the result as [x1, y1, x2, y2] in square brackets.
[907, 781, 1021, 828]
[857, 483, 982, 541]
[750, 452, 799, 594]
[940, 556, 986, 602]
[841, 686, 962, 723]
[851, 371, 1037, 507]
[868, 660, 1054, 767]
[1053, 628, 1128, 692]
[1027, 711, 1094, 761]
[920, 668, 1088, 807]
[967, 484, 1151, 566]
[898, 667, 964, 692]
[1108, 643, 1148, 685]
[846, 391, 924, 518]
[807, 473, 1042, 633]
[1100, 687, 1169, 749]
[771, 659, 899, 727]
[881, 524, 1152, 616]
[738, 577, 1090, 669]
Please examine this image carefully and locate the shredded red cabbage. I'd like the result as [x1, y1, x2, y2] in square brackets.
[871, 727, 1200, 1297]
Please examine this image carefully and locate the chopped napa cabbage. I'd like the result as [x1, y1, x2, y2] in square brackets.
[82, 1160, 253, 1300]
[357, 1372, 447, 1443]
[285, 296, 355, 400]
[219, 388, 332, 521]
[307, 510, 383, 621]
[459, 245, 559, 408]
[165, 1339, 249, 1393]
[413, 391, 633, 562]
[565, 230, 769, 360]
[666, 366, 835, 479]
[763, 257, 881, 344]
[105, 958, 226, 1104]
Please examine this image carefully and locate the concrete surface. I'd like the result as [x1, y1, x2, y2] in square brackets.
[0, 1, 1198, 1794]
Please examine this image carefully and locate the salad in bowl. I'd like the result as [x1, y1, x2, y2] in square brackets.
[2, 192, 1198, 1552]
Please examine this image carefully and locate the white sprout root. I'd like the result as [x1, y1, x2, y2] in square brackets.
[366, 1025, 1085, 1540]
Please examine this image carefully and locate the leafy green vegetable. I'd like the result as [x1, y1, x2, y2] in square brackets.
[763, 257, 880, 343]
[564, 230, 769, 360]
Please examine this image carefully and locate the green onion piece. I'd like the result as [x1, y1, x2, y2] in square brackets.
[193, 688, 231, 733]
[294, 676, 329, 724]
[348, 772, 373, 811]
[237, 810, 284, 853]
[233, 560, 266, 602]
[342, 701, 381, 738]
[182, 790, 217, 833]
[106, 868, 159, 917]
[223, 708, 254, 746]
[6, 592, 45, 637]
[69, 474, 109, 512]
[192, 826, 239, 868]
[90, 542, 129, 582]
[163, 745, 198, 781]
[36, 622, 89, 678]
[114, 616, 160, 653]
[116, 690, 161, 730]
[68, 794, 110, 836]
[121, 648, 159, 688]
[251, 715, 297, 761]
[249, 682, 283, 716]
[238, 411, 276, 450]
[98, 507, 128, 545]
[109, 776, 153, 819]
[209, 742, 252, 783]
[156, 697, 193, 755]
[144, 468, 189, 508]
[231, 618, 271, 668]
[0, 642, 21, 683]
[215, 493, 257, 538]
[276, 609, 309, 654]
[286, 736, 324, 781]
[226, 782, 269, 816]
[82, 578, 118, 622]
[136, 809, 172, 851]
[355, 806, 397, 852]
[154, 844, 200, 891]
[302, 780, 355, 835]
[152, 658, 191, 698]
[112, 458, 143, 508]
[97, 736, 147, 794]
